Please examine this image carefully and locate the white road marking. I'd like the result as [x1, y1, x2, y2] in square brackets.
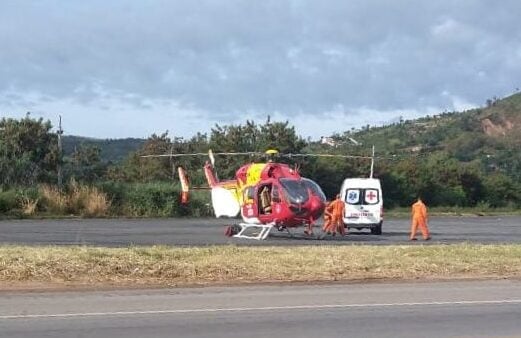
[1, 299, 521, 320]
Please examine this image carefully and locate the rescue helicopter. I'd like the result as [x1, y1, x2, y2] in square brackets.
[142, 149, 373, 240]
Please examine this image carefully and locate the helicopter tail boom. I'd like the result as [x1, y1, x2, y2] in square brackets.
[204, 161, 219, 187]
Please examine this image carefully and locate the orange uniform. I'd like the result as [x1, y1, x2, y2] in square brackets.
[322, 210, 332, 232]
[410, 199, 430, 240]
[324, 197, 345, 236]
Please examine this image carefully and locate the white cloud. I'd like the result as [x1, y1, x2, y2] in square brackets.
[1, 0, 521, 139]
[0, 91, 208, 138]
[431, 18, 467, 38]
[441, 91, 476, 112]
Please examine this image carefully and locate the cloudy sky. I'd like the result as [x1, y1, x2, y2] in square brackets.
[1, 1, 521, 139]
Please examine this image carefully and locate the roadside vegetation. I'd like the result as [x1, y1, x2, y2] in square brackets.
[2, 184, 518, 219]
[0, 182, 211, 218]
[2, 92, 521, 219]
[1, 244, 521, 288]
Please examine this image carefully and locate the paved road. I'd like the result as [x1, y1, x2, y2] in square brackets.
[0, 216, 520, 246]
[1, 280, 521, 337]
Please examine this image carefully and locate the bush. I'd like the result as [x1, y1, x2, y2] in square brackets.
[117, 182, 213, 217]
[482, 174, 521, 208]
[123, 183, 182, 217]
[0, 189, 18, 213]
[96, 181, 127, 210]
[188, 190, 213, 217]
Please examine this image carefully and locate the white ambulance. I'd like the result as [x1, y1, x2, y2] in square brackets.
[340, 178, 383, 235]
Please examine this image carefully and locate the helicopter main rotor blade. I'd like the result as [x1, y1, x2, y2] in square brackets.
[280, 153, 373, 160]
[142, 152, 373, 160]
[141, 152, 262, 158]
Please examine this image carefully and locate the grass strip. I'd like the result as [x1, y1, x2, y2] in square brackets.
[1, 244, 521, 288]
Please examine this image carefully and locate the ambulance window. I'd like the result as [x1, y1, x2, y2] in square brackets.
[345, 189, 360, 205]
[364, 189, 379, 205]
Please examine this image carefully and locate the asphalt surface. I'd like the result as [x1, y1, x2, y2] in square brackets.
[0, 216, 520, 246]
[1, 280, 521, 337]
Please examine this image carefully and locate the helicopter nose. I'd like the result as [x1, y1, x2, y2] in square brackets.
[309, 195, 323, 209]
[289, 204, 307, 216]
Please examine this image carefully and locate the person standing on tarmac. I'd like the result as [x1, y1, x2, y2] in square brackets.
[324, 194, 346, 236]
[410, 197, 431, 241]
[322, 203, 332, 232]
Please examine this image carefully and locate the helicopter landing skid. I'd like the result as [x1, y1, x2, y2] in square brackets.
[232, 222, 275, 240]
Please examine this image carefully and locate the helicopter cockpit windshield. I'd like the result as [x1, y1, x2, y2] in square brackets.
[302, 178, 327, 202]
[279, 178, 310, 204]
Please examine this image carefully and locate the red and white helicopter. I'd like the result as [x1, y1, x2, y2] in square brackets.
[143, 149, 373, 240]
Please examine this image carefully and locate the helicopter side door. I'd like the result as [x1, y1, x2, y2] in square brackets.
[256, 183, 272, 220]
[258, 181, 291, 224]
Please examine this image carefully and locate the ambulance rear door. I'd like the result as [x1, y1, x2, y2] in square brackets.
[341, 178, 383, 234]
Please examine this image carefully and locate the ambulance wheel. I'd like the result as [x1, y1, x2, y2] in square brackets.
[371, 222, 382, 235]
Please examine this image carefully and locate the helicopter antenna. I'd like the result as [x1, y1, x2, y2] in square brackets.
[370, 145, 375, 178]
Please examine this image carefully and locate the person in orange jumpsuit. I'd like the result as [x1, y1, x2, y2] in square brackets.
[322, 202, 332, 233]
[324, 194, 346, 236]
[410, 197, 431, 240]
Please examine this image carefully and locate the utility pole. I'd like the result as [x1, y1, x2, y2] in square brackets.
[370, 145, 375, 179]
[57, 115, 64, 189]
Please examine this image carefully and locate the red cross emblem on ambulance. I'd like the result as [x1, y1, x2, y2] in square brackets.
[365, 189, 378, 203]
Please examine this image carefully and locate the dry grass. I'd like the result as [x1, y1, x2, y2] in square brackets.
[39, 182, 110, 217]
[69, 181, 110, 217]
[39, 185, 67, 214]
[1, 244, 521, 287]
[19, 196, 39, 216]
[83, 189, 110, 217]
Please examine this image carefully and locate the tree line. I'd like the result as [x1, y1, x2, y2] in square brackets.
[1, 116, 520, 216]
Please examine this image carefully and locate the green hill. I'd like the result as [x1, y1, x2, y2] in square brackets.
[343, 93, 520, 150]
[62, 136, 145, 163]
[335, 92, 521, 178]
